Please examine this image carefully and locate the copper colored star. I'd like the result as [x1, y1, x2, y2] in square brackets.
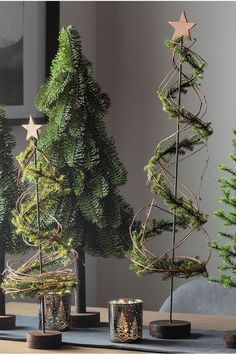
[22, 115, 44, 140]
[168, 11, 196, 41]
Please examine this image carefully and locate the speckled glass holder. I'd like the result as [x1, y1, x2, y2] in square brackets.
[108, 298, 143, 343]
[39, 292, 71, 331]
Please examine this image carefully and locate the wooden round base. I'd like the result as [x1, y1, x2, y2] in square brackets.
[149, 320, 191, 339]
[27, 330, 62, 349]
[224, 331, 236, 348]
[0, 314, 16, 330]
[70, 312, 100, 328]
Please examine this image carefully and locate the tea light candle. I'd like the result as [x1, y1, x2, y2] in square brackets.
[108, 298, 143, 343]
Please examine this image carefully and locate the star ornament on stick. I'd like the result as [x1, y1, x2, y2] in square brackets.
[22, 115, 44, 141]
[168, 11, 196, 41]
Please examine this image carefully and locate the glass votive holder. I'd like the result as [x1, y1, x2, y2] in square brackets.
[108, 298, 143, 343]
[39, 292, 71, 331]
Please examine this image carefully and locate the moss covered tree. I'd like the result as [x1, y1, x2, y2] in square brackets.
[2, 130, 77, 298]
[36, 26, 134, 322]
[2, 116, 77, 344]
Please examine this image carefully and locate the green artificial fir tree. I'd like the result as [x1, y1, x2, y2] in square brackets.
[35, 26, 134, 327]
[211, 132, 236, 286]
[0, 104, 19, 329]
[211, 131, 236, 348]
[2, 117, 77, 348]
[129, 11, 213, 338]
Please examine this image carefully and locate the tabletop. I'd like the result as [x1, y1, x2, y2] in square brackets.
[0, 302, 236, 353]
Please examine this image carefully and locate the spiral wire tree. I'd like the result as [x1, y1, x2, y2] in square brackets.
[2, 116, 77, 349]
[129, 11, 213, 338]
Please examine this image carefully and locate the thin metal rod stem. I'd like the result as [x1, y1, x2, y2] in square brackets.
[34, 138, 46, 333]
[169, 37, 183, 323]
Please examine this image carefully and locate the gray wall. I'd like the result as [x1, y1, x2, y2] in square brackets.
[10, 1, 235, 311]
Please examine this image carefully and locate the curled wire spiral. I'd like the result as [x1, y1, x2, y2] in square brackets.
[2, 139, 77, 297]
[130, 37, 213, 279]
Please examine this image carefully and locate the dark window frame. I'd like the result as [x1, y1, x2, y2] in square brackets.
[12, 1, 59, 126]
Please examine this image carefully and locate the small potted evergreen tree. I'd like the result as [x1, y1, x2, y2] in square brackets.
[36, 26, 134, 328]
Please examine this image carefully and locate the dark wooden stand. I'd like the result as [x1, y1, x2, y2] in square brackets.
[71, 249, 100, 328]
[0, 253, 16, 329]
[224, 331, 236, 348]
[0, 314, 16, 330]
[70, 311, 100, 328]
[27, 330, 62, 349]
[149, 320, 191, 339]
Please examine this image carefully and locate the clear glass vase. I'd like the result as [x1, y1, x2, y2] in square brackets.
[39, 292, 71, 331]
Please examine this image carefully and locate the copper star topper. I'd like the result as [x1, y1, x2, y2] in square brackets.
[169, 11, 196, 41]
[22, 115, 44, 140]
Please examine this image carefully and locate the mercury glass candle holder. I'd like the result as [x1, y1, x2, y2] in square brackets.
[39, 292, 71, 331]
[108, 298, 143, 343]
